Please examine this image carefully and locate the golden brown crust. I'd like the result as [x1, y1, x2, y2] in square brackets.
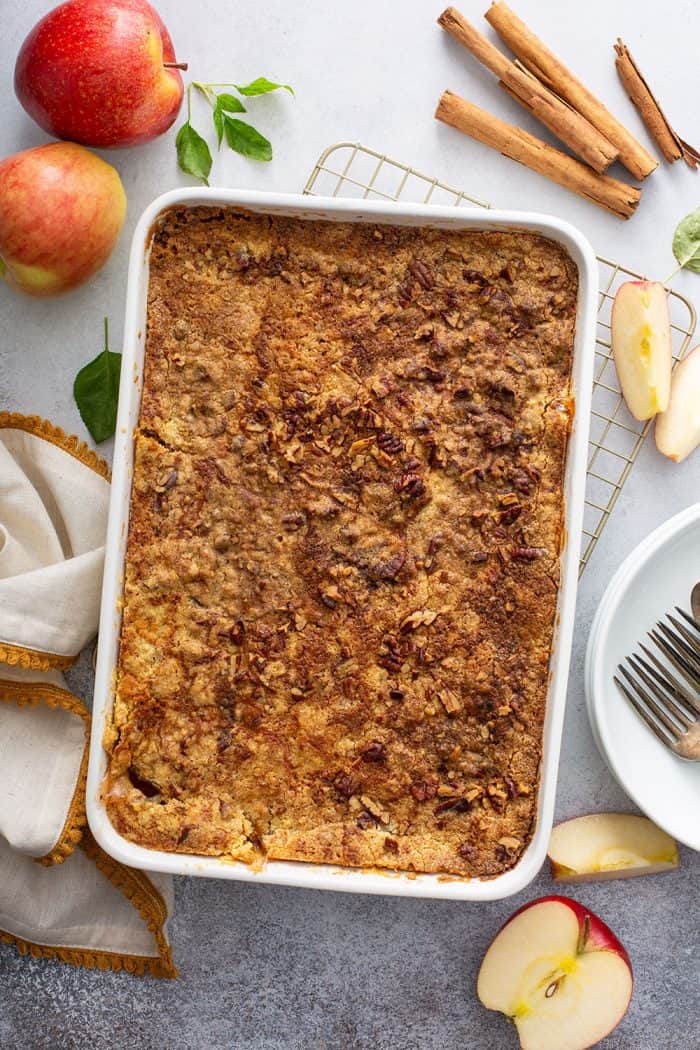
[105, 207, 576, 878]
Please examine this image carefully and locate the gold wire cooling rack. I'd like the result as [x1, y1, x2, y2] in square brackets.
[303, 142, 697, 573]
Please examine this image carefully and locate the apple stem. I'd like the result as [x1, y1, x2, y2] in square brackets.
[577, 914, 591, 955]
[164, 61, 188, 71]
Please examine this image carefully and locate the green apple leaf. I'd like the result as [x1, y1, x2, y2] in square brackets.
[175, 121, 212, 184]
[216, 92, 246, 113]
[213, 103, 225, 147]
[672, 207, 700, 274]
[223, 117, 272, 161]
[234, 77, 294, 96]
[74, 319, 121, 444]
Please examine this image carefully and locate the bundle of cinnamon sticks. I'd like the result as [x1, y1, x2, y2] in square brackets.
[435, 3, 698, 218]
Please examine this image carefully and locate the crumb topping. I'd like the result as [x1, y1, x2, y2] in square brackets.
[105, 207, 576, 878]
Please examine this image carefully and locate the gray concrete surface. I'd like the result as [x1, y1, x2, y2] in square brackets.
[2, 0, 699, 1046]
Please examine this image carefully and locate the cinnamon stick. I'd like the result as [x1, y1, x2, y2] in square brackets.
[485, 1, 658, 181]
[435, 89, 641, 218]
[614, 39, 700, 169]
[438, 6, 618, 173]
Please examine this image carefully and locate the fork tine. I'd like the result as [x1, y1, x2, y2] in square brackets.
[614, 673, 679, 751]
[656, 619, 700, 673]
[675, 606, 700, 635]
[627, 655, 693, 728]
[668, 612, 700, 658]
[649, 628, 700, 690]
[619, 664, 684, 737]
[639, 643, 700, 716]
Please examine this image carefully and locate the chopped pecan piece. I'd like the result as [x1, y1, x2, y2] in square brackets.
[349, 437, 375, 456]
[498, 505, 522, 526]
[394, 472, 426, 498]
[410, 779, 437, 802]
[404, 363, 446, 384]
[512, 546, 547, 561]
[155, 468, 178, 492]
[384, 836, 399, 854]
[360, 795, 390, 824]
[434, 797, 470, 816]
[361, 741, 386, 764]
[282, 512, 306, 532]
[409, 259, 434, 290]
[333, 771, 358, 798]
[319, 585, 342, 608]
[414, 321, 435, 341]
[438, 689, 462, 715]
[376, 432, 405, 455]
[400, 608, 437, 633]
[370, 551, 407, 582]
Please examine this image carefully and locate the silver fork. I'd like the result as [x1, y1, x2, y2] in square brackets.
[614, 606, 700, 761]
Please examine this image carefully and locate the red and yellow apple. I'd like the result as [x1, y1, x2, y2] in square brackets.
[611, 280, 671, 421]
[656, 344, 700, 462]
[14, 0, 185, 149]
[0, 142, 126, 297]
[477, 896, 633, 1050]
[549, 813, 678, 882]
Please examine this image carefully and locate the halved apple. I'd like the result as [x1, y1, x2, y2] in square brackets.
[611, 280, 671, 420]
[477, 896, 633, 1050]
[655, 343, 700, 462]
[548, 813, 678, 883]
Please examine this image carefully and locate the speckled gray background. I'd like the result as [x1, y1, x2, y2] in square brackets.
[3, 0, 700, 1046]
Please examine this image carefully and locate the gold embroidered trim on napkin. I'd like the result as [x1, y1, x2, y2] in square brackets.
[81, 830, 178, 978]
[0, 641, 77, 672]
[0, 412, 110, 480]
[0, 678, 89, 865]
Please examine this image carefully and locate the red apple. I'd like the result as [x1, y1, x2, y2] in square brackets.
[0, 142, 126, 297]
[477, 896, 633, 1050]
[14, 0, 185, 149]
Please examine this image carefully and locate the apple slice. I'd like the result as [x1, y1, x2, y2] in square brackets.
[548, 813, 678, 883]
[611, 280, 671, 421]
[477, 896, 633, 1050]
[655, 344, 700, 462]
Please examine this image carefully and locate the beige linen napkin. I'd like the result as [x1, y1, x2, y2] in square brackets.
[0, 413, 176, 977]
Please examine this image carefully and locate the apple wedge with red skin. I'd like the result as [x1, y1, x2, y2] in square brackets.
[15, 0, 185, 149]
[477, 896, 633, 1050]
[611, 280, 671, 421]
[656, 344, 700, 462]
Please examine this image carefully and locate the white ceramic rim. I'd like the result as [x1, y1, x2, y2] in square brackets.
[87, 188, 597, 899]
[585, 501, 700, 850]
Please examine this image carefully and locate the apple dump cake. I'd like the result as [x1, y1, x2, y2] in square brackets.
[104, 206, 576, 877]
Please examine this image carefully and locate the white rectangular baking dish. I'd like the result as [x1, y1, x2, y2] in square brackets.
[87, 188, 597, 899]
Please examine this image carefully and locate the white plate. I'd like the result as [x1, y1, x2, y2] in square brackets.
[585, 504, 700, 851]
[87, 189, 597, 898]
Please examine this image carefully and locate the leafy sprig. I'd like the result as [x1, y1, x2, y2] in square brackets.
[669, 207, 700, 279]
[176, 77, 293, 184]
[73, 317, 121, 444]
